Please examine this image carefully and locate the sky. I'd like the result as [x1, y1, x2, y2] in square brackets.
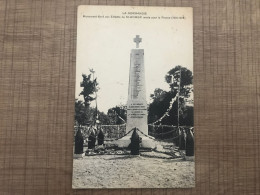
[76, 6, 193, 113]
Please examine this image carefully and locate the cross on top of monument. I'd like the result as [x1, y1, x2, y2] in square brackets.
[133, 35, 142, 48]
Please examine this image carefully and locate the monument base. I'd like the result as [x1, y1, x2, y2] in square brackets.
[114, 134, 156, 149]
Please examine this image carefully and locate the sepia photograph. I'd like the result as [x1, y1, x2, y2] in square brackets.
[73, 5, 194, 188]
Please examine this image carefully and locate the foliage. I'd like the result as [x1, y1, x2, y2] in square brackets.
[107, 105, 127, 125]
[75, 99, 91, 126]
[148, 66, 193, 126]
[97, 111, 110, 125]
[165, 65, 193, 90]
[75, 99, 111, 126]
[79, 74, 98, 107]
[148, 89, 175, 124]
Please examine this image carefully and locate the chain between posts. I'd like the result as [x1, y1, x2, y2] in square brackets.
[88, 127, 191, 142]
[89, 128, 134, 142]
[149, 129, 179, 136]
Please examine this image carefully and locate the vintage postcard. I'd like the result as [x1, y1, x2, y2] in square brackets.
[73, 5, 194, 188]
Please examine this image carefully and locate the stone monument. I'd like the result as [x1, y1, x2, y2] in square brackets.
[116, 35, 155, 148]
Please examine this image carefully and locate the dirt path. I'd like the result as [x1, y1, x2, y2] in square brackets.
[72, 155, 195, 188]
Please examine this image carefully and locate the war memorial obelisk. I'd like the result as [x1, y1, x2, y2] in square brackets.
[116, 35, 155, 148]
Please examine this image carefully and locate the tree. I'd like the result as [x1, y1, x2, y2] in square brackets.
[75, 99, 87, 126]
[79, 74, 98, 108]
[74, 99, 94, 126]
[165, 65, 193, 91]
[96, 111, 110, 125]
[148, 88, 175, 124]
[150, 88, 168, 101]
[107, 105, 127, 125]
[148, 66, 193, 126]
[165, 65, 193, 126]
[75, 99, 110, 125]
